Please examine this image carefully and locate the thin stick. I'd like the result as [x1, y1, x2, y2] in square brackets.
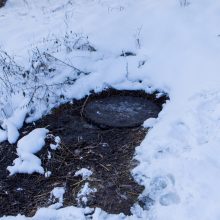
[44, 52, 90, 75]
[98, 163, 110, 172]
[80, 96, 89, 117]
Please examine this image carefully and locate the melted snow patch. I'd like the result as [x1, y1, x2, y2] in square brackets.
[45, 171, 52, 178]
[77, 182, 97, 205]
[7, 128, 49, 175]
[74, 168, 93, 180]
[49, 187, 65, 210]
[50, 136, 61, 150]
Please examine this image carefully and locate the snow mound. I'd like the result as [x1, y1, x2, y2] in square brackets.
[50, 136, 61, 150]
[1, 108, 28, 144]
[7, 128, 49, 175]
[0, 129, 7, 142]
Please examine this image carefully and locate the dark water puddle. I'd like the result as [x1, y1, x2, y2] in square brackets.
[0, 89, 167, 217]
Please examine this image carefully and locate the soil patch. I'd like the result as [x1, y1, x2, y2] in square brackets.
[0, 89, 167, 217]
[0, 0, 6, 7]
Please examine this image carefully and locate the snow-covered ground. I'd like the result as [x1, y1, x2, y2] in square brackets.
[1, 0, 220, 219]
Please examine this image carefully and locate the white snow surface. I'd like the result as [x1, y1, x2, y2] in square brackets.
[1, 0, 220, 219]
[1, 107, 28, 144]
[0, 129, 7, 143]
[7, 128, 49, 175]
[50, 136, 61, 150]
[77, 182, 97, 205]
[49, 187, 65, 210]
[74, 168, 93, 180]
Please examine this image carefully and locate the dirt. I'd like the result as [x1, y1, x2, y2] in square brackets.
[0, 0, 6, 8]
[0, 89, 167, 217]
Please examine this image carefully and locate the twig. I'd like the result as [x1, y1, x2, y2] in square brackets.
[98, 163, 110, 172]
[43, 52, 90, 75]
[80, 95, 89, 117]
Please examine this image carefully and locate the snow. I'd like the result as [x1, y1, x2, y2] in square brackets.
[143, 118, 157, 129]
[74, 168, 93, 180]
[0, 207, 87, 220]
[45, 171, 51, 178]
[1, 108, 28, 144]
[0, 129, 7, 142]
[7, 128, 49, 175]
[47, 151, 51, 160]
[50, 136, 61, 150]
[49, 187, 65, 209]
[4, 120, 20, 144]
[77, 182, 97, 205]
[1, 0, 220, 219]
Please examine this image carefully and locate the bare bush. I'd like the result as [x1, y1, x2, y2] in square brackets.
[0, 34, 95, 117]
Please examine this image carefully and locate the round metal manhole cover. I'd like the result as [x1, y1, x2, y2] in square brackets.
[84, 96, 161, 128]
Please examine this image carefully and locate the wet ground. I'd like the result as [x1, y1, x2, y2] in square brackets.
[0, 89, 167, 217]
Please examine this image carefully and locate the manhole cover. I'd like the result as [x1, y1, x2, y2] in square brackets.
[84, 96, 161, 128]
